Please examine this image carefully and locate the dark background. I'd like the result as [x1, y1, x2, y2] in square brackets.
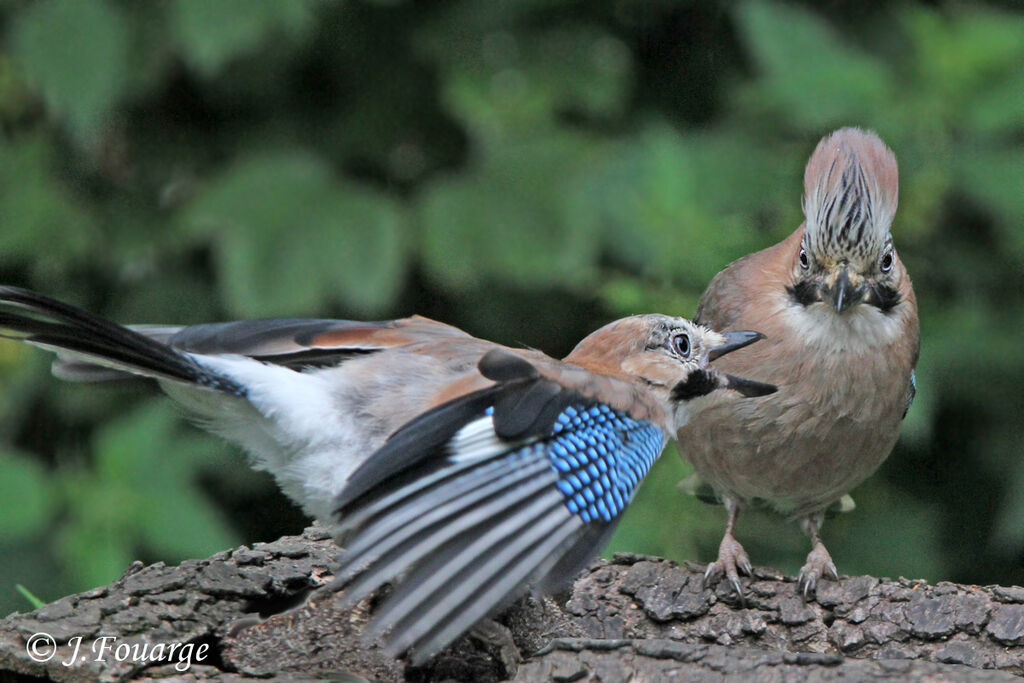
[0, 0, 1022, 617]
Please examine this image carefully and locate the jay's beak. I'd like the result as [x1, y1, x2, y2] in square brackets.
[671, 330, 777, 399]
[723, 373, 778, 397]
[828, 266, 866, 315]
[707, 330, 765, 362]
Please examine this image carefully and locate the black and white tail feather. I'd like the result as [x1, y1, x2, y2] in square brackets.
[0, 286, 246, 395]
[331, 350, 664, 663]
[0, 286, 448, 520]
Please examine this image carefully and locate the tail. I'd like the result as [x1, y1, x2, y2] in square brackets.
[0, 286, 246, 396]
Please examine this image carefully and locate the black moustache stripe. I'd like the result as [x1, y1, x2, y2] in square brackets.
[671, 369, 718, 401]
[787, 281, 820, 307]
[868, 284, 901, 312]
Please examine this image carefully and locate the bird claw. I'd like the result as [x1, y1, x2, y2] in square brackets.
[797, 541, 838, 600]
[702, 534, 752, 603]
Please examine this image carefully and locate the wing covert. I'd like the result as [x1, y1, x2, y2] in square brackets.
[166, 316, 471, 366]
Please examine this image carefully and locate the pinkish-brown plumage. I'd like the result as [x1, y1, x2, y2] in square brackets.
[0, 286, 776, 662]
[678, 128, 920, 596]
[0, 286, 767, 520]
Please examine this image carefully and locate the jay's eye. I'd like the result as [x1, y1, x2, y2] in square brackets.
[672, 333, 691, 358]
[880, 250, 894, 273]
[798, 249, 809, 270]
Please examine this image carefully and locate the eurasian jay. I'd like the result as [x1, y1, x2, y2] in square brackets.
[677, 127, 920, 597]
[0, 287, 775, 660]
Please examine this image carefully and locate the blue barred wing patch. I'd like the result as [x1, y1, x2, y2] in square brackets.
[903, 370, 916, 419]
[546, 404, 665, 523]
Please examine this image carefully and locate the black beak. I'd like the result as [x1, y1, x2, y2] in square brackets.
[709, 330, 777, 397]
[671, 330, 776, 402]
[830, 267, 865, 314]
[724, 374, 777, 397]
[708, 330, 765, 362]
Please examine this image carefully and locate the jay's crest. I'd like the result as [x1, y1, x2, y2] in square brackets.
[801, 127, 898, 268]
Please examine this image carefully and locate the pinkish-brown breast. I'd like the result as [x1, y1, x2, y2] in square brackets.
[680, 230, 919, 515]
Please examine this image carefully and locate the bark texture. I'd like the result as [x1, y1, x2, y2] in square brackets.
[1, 527, 1022, 682]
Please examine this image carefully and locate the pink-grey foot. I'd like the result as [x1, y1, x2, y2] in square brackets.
[797, 513, 839, 599]
[702, 499, 751, 600]
[703, 532, 753, 598]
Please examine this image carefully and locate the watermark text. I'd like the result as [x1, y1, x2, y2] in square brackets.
[26, 633, 208, 673]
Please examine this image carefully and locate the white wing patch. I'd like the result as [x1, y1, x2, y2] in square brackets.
[448, 415, 515, 463]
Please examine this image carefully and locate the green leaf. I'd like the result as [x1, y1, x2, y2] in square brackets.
[183, 152, 407, 316]
[15, 584, 45, 610]
[171, 0, 312, 76]
[136, 431, 239, 558]
[56, 455, 139, 591]
[0, 137, 96, 263]
[55, 402, 242, 586]
[521, 28, 633, 121]
[138, 482, 235, 559]
[962, 67, 1024, 136]
[92, 402, 177, 485]
[326, 189, 408, 312]
[906, 6, 1024, 107]
[825, 481, 944, 581]
[734, 0, 892, 128]
[569, 125, 761, 288]
[118, 2, 179, 99]
[419, 133, 597, 290]
[9, 0, 129, 141]
[958, 146, 1024, 248]
[425, 24, 632, 138]
[55, 517, 135, 591]
[0, 449, 55, 539]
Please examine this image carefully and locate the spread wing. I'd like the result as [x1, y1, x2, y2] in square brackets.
[331, 350, 666, 663]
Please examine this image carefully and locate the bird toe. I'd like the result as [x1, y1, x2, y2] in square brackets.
[797, 567, 819, 600]
[798, 541, 838, 600]
[703, 534, 752, 603]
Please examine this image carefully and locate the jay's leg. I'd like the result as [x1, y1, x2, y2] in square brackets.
[703, 498, 752, 598]
[797, 512, 839, 599]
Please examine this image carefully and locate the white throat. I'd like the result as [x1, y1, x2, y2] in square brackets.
[784, 300, 904, 355]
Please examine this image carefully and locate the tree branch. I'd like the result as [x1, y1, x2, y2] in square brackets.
[1, 527, 1022, 681]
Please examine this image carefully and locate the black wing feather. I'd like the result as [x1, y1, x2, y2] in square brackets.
[380, 494, 578, 656]
[0, 287, 244, 395]
[335, 457, 554, 583]
[491, 379, 566, 440]
[533, 521, 622, 595]
[169, 318, 382, 368]
[167, 318, 340, 353]
[336, 371, 587, 512]
[333, 385, 504, 510]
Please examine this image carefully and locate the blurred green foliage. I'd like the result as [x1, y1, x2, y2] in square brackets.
[0, 0, 1021, 617]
